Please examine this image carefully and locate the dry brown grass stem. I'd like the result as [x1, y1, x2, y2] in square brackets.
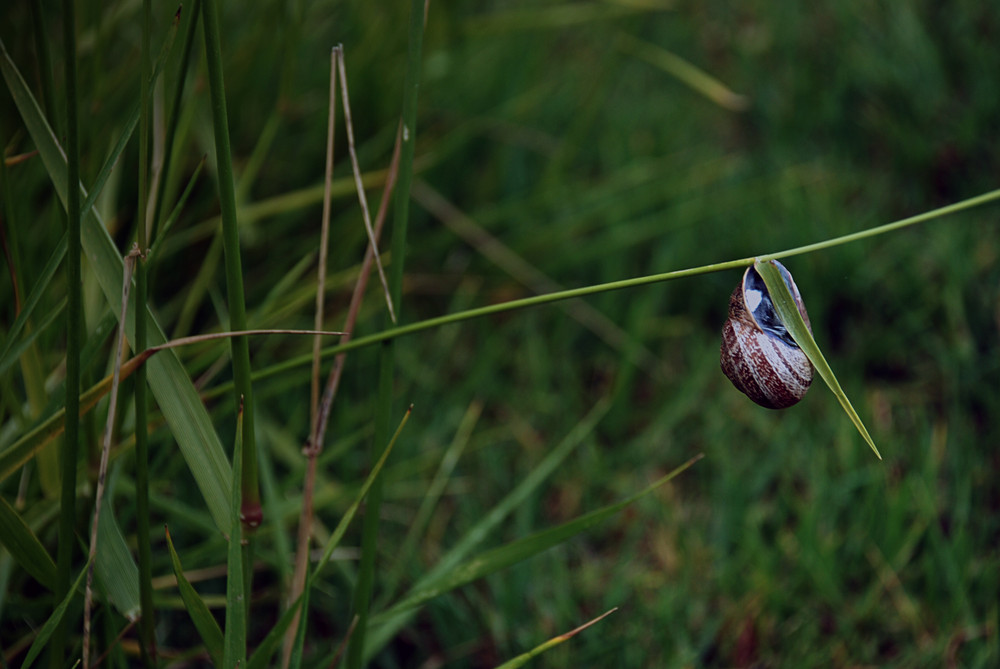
[281, 64, 405, 666]
[83, 244, 142, 669]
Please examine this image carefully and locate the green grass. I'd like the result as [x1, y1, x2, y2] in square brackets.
[2, 1, 1000, 667]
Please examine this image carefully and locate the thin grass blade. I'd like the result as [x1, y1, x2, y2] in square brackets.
[754, 259, 881, 459]
[93, 493, 141, 620]
[494, 608, 618, 669]
[245, 592, 305, 669]
[0, 297, 65, 378]
[21, 558, 91, 669]
[224, 400, 247, 669]
[312, 405, 413, 579]
[373, 454, 702, 623]
[0, 495, 56, 589]
[1, 40, 235, 531]
[363, 399, 610, 659]
[165, 526, 224, 666]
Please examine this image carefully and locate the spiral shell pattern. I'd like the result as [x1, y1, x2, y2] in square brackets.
[720, 262, 813, 409]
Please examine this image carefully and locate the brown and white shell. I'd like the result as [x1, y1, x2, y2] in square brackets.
[720, 262, 813, 409]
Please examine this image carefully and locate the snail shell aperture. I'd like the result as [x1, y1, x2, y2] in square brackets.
[720, 261, 813, 409]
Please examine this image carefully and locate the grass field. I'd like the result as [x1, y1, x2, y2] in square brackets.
[2, 1, 999, 667]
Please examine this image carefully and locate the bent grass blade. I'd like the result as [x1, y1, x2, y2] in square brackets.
[754, 258, 881, 459]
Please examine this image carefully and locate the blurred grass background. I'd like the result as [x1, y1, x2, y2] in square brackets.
[2, 0, 999, 666]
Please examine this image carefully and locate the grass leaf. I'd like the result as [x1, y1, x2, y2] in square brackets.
[93, 492, 141, 620]
[0, 495, 56, 589]
[224, 400, 247, 668]
[494, 608, 618, 669]
[364, 399, 611, 659]
[373, 454, 702, 623]
[165, 526, 225, 667]
[21, 558, 91, 669]
[1, 36, 235, 531]
[754, 259, 882, 459]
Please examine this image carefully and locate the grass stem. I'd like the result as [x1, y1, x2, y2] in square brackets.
[135, 0, 156, 663]
[52, 0, 81, 664]
[346, 2, 426, 666]
[201, 0, 260, 530]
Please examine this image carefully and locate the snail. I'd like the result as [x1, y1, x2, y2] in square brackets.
[720, 261, 813, 409]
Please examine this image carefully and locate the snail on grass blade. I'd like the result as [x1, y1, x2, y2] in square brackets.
[721, 260, 813, 409]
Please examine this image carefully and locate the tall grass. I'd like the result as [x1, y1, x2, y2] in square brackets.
[2, 2, 1000, 668]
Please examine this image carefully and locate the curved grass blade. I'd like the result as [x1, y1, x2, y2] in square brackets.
[363, 399, 611, 660]
[0, 296, 65, 378]
[246, 406, 412, 669]
[371, 453, 702, 626]
[754, 258, 881, 459]
[1, 37, 236, 531]
[165, 526, 224, 667]
[93, 492, 141, 620]
[224, 399, 247, 669]
[21, 557, 91, 669]
[0, 495, 56, 589]
[494, 608, 618, 669]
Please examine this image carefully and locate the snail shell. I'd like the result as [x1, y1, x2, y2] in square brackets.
[720, 261, 813, 409]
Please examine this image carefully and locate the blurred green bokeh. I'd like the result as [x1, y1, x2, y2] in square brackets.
[2, 1, 998, 666]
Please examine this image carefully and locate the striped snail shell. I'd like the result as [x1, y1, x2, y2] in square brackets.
[720, 261, 813, 409]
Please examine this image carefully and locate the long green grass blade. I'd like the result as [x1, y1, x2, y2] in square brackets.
[493, 608, 618, 669]
[246, 407, 411, 669]
[93, 492, 141, 620]
[373, 454, 702, 623]
[21, 558, 91, 669]
[201, 0, 260, 529]
[165, 527, 225, 667]
[0, 355, 147, 484]
[1, 39, 234, 531]
[224, 401, 247, 669]
[363, 399, 610, 660]
[55, 0, 83, 660]
[0, 70, 142, 378]
[754, 259, 881, 459]
[245, 592, 304, 669]
[0, 297, 65, 378]
[0, 495, 56, 589]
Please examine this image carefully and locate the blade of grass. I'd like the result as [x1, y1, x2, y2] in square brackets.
[0, 297, 66, 379]
[22, 558, 92, 669]
[754, 259, 881, 459]
[336, 45, 395, 324]
[494, 608, 618, 669]
[201, 0, 260, 532]
[378, 399, 481, 607]
[93, 489, 141, 621]
[83, 246, 140, 669]
[412, 180, 667, 379]
[135, 1, 156, 662]
[249, 406, 411, 669]
[0, 494, 56, 590]
[240, 185, 1000, 390]
[284, 45, 339, 669]
[346, 1, 426, 662]
[373, 454, 702, 624]
[285, 112, 402, 669]
[150, 0, 201, 244]
[2, 36, 235, 534]
[164, 525, 224, 666]
[54, 0, 83, 662]
[363, 398, 611, 660]
[0, 328, 347, 488]
[615, 32, 749, 111]
[224, 399, 247, 669]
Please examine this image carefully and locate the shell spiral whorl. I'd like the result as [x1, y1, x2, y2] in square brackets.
[720, 261, 813, 409]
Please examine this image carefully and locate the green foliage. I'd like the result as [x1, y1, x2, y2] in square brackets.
[2, 1, 999, 667]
